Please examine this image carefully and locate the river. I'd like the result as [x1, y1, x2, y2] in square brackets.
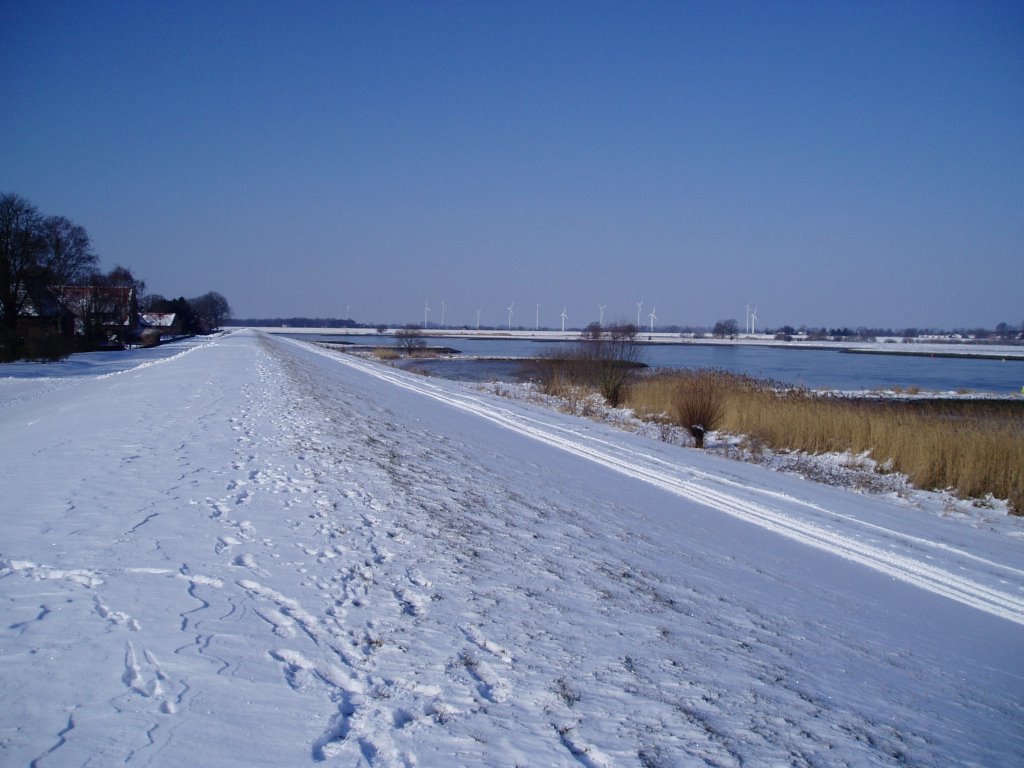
[290, 334, 1024, 395]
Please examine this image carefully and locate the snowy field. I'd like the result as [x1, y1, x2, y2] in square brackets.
[2, 330, 1022, 767]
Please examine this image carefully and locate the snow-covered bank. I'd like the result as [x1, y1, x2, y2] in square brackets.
[2, 330, 1023, 766]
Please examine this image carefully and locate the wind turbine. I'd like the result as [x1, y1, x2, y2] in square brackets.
[536, 304, 540, 331]
[423, 301, 430, 329]
[751, 307, 758, 335]
[560, 307, 568, 333]
[441, 300, 446, 329]
[746, 304, 751, 335]
[598, 304, 606, 325]
[507, 302, 514, 330]
[476, 309, 481, 330]
[649, 306, 657, 333]
[636, 301, 643, 328]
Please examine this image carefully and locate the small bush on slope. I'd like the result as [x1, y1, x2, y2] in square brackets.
[668, 370, 731, 448]
[526, 327, 643, 407]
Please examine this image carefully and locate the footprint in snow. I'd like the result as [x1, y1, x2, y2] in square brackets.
[394, 588, 427, 618]
[232, 552, 270, 576]
[460, 651, 510, 704]
[406, 568, 432, 589]
[461, 624, 512, 664]
[121, 642, 181, 714]
[215, 535, 239, 554]
[94, 597, 141, 631]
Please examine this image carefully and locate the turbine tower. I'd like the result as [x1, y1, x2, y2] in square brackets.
[649, 306, 657, 333]
[636, 301, 643, 328]
[423, 301, 430, 329]
[536, 304, 540, 331]
[441, 300, 446, 329]
[560, 307, 568, 333]
[746, 304, 751, 335]
[598, 304, 606, 325]
[476, 308, 481, 330]
[507, 302, 514, 330]
[751, 307, 758, 335]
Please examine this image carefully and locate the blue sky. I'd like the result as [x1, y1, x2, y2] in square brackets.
[4, 1, 1022, 329]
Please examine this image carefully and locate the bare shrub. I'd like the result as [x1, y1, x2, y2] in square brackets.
[527, 324, 643, 407]
[670, 370, 730, 448]
[394, 325, 427, 354]
[592, 331, 642, 407]
[372, 347, 399, 360]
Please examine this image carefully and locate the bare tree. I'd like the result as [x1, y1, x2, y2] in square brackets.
[0, 193, 45, 341]
[712, 319, 739, 339]
[534, 321, 642, 407]
[61, 266, 144, 346]
[41, 216, 98, 339]
[394, 324, 427, 354]
[41, 216, 97, 287]
[995, 322, 1015, 341]
[189, 291, 232, 332]
[586, 324, 642, 406]
[105, 265, 144, 292]
[609, 322, 638, 340]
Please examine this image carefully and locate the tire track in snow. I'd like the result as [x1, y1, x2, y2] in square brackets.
[574, 427, 1024, 579]
[290, 339, 1024, 627]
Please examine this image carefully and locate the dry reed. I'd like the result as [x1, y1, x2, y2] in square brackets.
[624, 370, 1024, 514]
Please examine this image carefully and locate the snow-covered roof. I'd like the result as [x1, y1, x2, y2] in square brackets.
[140, 312, 177, 328]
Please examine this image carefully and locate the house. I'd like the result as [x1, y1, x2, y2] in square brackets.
[57, 285, 139, 345]
[18, 283, 70, 331]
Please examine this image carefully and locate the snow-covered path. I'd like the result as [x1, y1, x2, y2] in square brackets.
[2, 330, 1022, 766]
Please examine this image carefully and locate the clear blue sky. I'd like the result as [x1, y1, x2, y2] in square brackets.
[4, 0, 1022, 330]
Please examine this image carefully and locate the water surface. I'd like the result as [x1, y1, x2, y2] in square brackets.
[296, 335, 1024, 394]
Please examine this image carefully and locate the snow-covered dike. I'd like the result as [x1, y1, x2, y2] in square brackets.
[2, 331, 1022, 767]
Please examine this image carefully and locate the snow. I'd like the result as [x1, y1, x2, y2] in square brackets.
[2, 330, 1023, 766]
